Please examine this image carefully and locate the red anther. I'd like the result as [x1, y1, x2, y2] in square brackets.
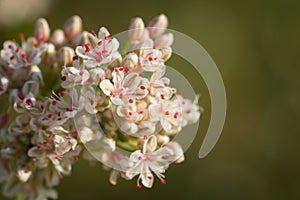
[57, 112, 61, 117]
[139, 73, 144, 77]
[59, 175, 63, 180]
[15, 47, 19, 53]
[160, 94, 165, 100]
[174, 112, 179, 119]
[52, 101, 56, 106]
[140, 86, 146, 90]
[10, 55, 14, 60]
[72, 55, 79, 61]
[138, 156, 142, 160]
[48, 134, 53, 138]
[128, 111, 132, 116]
[129, 99, 134, 104]
[61, 76, 67, 81]
[124, 69, 129, 73]
[66, 107, 72, 112]
[8, 45, 12, 49]
[97, 41, 102, 46]
[18, 95, 25, 100]
[21, 53, 27, 60]
[177, 91, 182, 96]
[43, 141, 47, 145]
[104, 36, 111, 40]
[148, 176, 152, 180]
[74, 156, 78, 161]
[34, 43, 39, 48]
[19, 33, 24, 40]
[90, 29, 95, 35]
[47, 114, 52, 118]
[59, 91, 66, 95]
[165, 111, 169, 115]
[148, 56, 153, 61]
[84, 43, 90, 52]
[136, 184, 142, 189]
[114, 68, 118, 72]
[32, 157, 37, 161]
[119, 67, 124, 71]
[37, 145, 41, 150]
[161, 179, 167, 185]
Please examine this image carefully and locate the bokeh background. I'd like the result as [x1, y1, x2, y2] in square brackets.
[0, 0, 300, 199]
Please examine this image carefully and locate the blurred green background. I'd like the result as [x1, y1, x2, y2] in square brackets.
[1, 0, 300, 199]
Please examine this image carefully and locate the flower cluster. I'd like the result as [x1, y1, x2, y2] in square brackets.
[0, 14, 201, 199]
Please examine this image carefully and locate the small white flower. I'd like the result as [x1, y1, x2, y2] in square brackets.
[100, 67, 148, 106]
[126, 136, 184, 188]
[0, 38, 47, 69]
[75, 27, 121, 68]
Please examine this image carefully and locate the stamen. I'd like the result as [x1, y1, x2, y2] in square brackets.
[129, 99, 134, 104]
[19, 33, 24, 40]
[85, 43, 91, 52]
[161, 179, 167, 185]
[90, 29, 95, 35]
[140, 86, 146, 90]
[97, 41, 102, 46]
[74, 156, 78, 161]
[61, 76, 67, 81]
[72, 55, 79, 61]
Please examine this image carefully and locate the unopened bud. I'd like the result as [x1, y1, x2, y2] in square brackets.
[72, 31, 89, 47]
[34, 18, 50, 42]
[44, 43, 56, 65]
[50, 29, 66, 48]
[154, 33, 174, 49]
[148, 14, 168, 38]
[122, 53, 139, 70]
[129, 17, 145, 41]
[58, 47, 75, 66]
[160, 47, 172, 61]
[63, 15, 82, 39]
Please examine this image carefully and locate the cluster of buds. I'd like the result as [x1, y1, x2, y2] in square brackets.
[0, 14, 201, 199]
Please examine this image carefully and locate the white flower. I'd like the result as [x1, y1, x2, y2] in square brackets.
[75, 27, 121, 68]
[149, 97, 182, 134]
[60, 66, 89, 88]
[100, 67, 148, 106]
[126, 136, 184, 188]
[0, 38, 47, 69]
[179, 95, 201, 127]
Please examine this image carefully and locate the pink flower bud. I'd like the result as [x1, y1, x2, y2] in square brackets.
[34, 18, 50, 42]
[58, 47, 75, 66]
[63, 15, 82, 39]
[50, 29, 66, 48]
[148, 14, 168, 38]
[129, 17, 145, 41]
[154, 33, 174, 49]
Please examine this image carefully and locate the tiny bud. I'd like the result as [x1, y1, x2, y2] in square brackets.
[58, 47, 75, 66]
[72, 31, 88, 47]
[50, 29, 66, 47]
[63, 15, 83, 39]
[160, 47, 172, 62]
[129, 17, 145, 41]
[122, 53, 138, 70]
[154, 33, 174, 49]
[148, 14, 168, 38]
[44, 43, 56, 65]
[35, 18, 50, 42]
